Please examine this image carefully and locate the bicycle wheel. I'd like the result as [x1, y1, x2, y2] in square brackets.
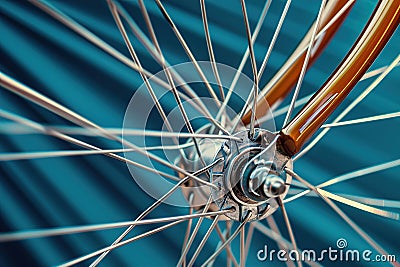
[0, 1, 399, 266]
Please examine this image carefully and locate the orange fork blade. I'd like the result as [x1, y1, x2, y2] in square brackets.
[278, 0, 400, 157]
[241, 0, 355, 125]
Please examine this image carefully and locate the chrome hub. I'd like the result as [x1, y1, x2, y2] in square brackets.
[178, 127, 292, 222]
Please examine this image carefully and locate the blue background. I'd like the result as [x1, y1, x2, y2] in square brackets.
[0, 0, 399, 266]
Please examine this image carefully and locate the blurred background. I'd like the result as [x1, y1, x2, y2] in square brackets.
[0, 0, 399, 266]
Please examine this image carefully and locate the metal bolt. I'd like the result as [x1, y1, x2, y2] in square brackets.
[262, 175, 286, 198]
[248, 166, 286, 199]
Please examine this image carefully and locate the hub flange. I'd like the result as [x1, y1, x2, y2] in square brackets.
[178, 127, 292, 222]
[210, 129, 292, 221]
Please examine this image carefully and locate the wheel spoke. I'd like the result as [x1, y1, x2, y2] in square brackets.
[230, 0, 293, 133]
[362, 62, 400, 80]
[177, 194, 213, 266]
[30, 0, 211, 122]
[321, 112, 400, 128]
[114, 0, 214, 120]
[154, 0, 220, 106]
[1, 102, 216, 189]
[0, 124, 240, 140]
[59, 220, 184, 267]
[285, 159, 400, 208]
[108, 0, 211, 166]
[0, 108, 180, 181]
[253, 222, 322, 267]
[283, 0, 327, 127]
[266, 216, 295, 266]
[225, 221, 233, 267]
[238, 0, 355, 125]
[29, 0, 169, 92]
[239, 225, 245, 267]
[116, 129, 239, 140]
[253, 221, 294, 247]
[239, 0, 259, 138]
[287, 188, 400, 209]
[322, 159, 400, 188]
[89, 160, 221, 267]
[277, 198, 302, 267]
[0, 71, 128, 151]
[294, 54, 400, 161]
[200, 0, 224, 101]
[0, 144, 193, 161]
[111, 0, 208, 168]
[338, 195, 400, 209]
[318, 189, 399, 220]
[215, 0, 272, 122]
[107, 0, 179, 146]
[1, 71, 221, 188]
[0, 71, 114, 140]
[258, 0, 292, 81]
[257, 61, 400, 125]
[287, 187, 399, 220]
[181, 195, 194, 267]
[121, 0, 225, 134]
[243, 222, 254, 265]
[201, 212, 251, 267]
[187, 215, 220, 266]
[135, 0, 232, 135]
[325, 159, 399, 189]
[0, 210, 230, 242]
[285, 168, 395, 258]
[214, 224, 240, 267]
[284, 190, 311, 204]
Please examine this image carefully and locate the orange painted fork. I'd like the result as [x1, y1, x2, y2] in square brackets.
[240, 0, 399, 157]
[278, 0, 400, 156]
